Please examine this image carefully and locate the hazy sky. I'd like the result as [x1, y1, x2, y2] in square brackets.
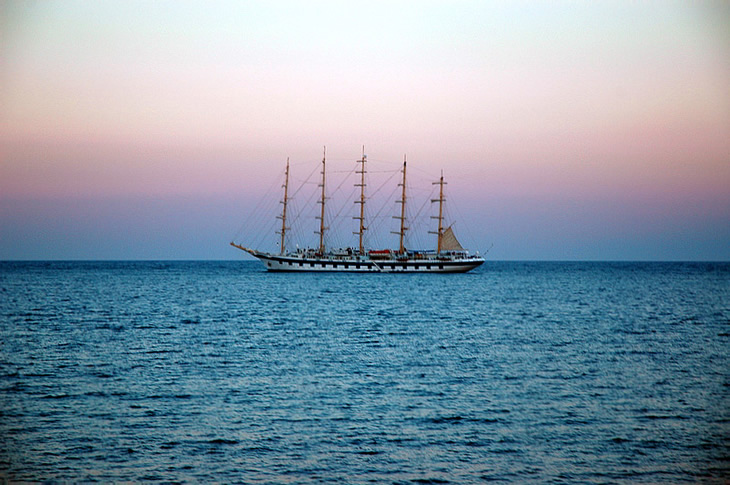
[2, 1, 729, 260]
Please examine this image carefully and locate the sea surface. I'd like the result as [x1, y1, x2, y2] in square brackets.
[0, 261, 728, 483]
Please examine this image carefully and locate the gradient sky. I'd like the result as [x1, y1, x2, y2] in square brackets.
[2, 0, 729, 260]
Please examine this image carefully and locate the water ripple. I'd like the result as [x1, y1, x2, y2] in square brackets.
[0, 261, 728, 483]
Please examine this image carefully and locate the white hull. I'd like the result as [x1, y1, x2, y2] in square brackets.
[249, 251, 484, 273]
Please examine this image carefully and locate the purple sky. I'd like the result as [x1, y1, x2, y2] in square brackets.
[2, 1, 729, 260]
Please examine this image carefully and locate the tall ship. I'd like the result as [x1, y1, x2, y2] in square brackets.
[231, 149, 485, 273]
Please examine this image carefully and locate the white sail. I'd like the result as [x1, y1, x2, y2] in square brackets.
[440, 225, 464, 251]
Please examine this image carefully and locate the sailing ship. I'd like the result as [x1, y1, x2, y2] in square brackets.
[230, 149, 485, 273]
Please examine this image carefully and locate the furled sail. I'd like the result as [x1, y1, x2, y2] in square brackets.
[441, 225, 464, 251]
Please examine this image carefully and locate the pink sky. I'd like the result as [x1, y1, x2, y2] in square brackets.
[1, 1, 728, 259]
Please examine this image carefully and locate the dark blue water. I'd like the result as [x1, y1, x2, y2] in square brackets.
[1, 261, 728, 483]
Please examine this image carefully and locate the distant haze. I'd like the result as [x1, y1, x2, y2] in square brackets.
[2, 1, 729, 260]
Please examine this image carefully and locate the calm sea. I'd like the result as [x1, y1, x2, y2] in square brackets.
[0, 261, 728, 483]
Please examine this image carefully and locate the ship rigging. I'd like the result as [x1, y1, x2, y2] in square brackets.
[231, 148, 484, 273]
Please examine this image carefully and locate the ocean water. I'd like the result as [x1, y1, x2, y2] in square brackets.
[0, 261, 728, 483]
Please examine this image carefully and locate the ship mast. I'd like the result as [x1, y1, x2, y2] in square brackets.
[392, 156, 408, 254]
[430, 171, 446, 253]
[276, 157, 290, 255]
[315, 147, 327, 254]
[353, 147, 367, 254]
